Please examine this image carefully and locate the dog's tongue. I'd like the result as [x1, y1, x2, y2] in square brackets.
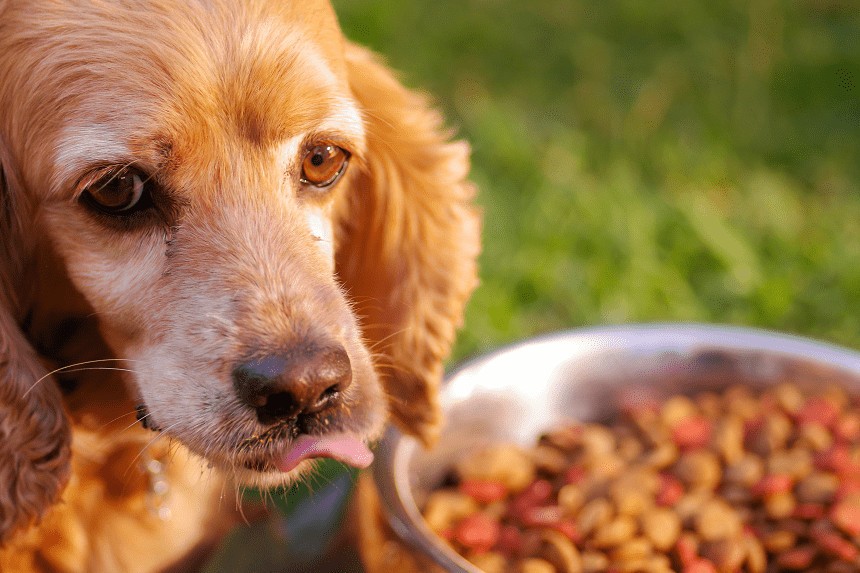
[277, 434, 374, 473]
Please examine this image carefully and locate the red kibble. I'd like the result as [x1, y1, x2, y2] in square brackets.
[671, 416, 713, 450]
[682, 558, 717, 573]
[812, 530, 859, 561]
[837, 478, 860, 499]
[776, 546, 817, 569]
[831, 499, 860, 536]
[550, 519, 581, 543]
[496, 525, 522, 556]
[453, 513, 500, 553]
[521, 505, 563, 527]
[797, 398, 839, 427]
[792, 503, 826, 520]
[816, 445, 851, 474]
[835, 412, 860, 441]
[459, 479, 509, 504]
[508, 479, 554, 521]
[564, 465, 587, 484]
[752, 473, 794, 496]
[675, 535, 698, 566]
[656, 473, 684, 507]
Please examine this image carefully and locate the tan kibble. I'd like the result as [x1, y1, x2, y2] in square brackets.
[641, 508, 681, 551]
[724, 454, 765, 487]
[674, 490, 712, 525]
[642, 442, 678, 470]
[423, 491, 479, 533]
[773, 382, 805, 414]
[456, 443, 536, 492]
[744, 534, 768, 573]
[469, 551, 507, 573]
[517, 558, 557, 573]
[723, 385, 760, 419]
[540, 529, 583, 573]
[767, 448, 813, 480]
[675, 450, 722, 491]
[610, 537, 653, 563]
[558, 484, 586, 515]
[747, 412, 793, 456]
[764, 491, 796, 519]
[610, 479, 652, 517]
[695, 498, 743, 541]
[577, 498, 613, 537]
[580, 551, 608, 573]
[591, 515, 638, 548]
[797, 422, 834, 452]
[660, 395, 698, 427]
[714, 414, 745, 464]
[532, 445, 569, 475]
[587, 452, 625, 480]
[580, 425, 616, 457]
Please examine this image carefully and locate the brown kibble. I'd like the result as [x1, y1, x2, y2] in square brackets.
[796, 472, 839, 505]
[743, 533, 767, 573]
[798, 422, 835, 452]
[773, 382, 805, 414]
[768, 448, 813, 480]
[558, 484, 585, 516]
[699, 537, 746, 572]
[776, 545, 818, 569]
[694, 498, 743, 541]
[643, 442, 679, 470]
[641, 507, 681, 551]
[610, 479, 652, 516]
[762, 529, 797, 552]
[532, 445, 570, 475]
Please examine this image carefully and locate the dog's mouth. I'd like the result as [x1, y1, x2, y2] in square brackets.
[135, 402, 374, 475]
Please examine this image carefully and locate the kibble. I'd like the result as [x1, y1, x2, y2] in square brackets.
[421, 382, 860, 572]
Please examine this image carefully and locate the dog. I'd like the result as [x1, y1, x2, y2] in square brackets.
[0, 0, 480, 570]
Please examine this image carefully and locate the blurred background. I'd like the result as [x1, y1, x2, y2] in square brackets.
[210, 1, 859, 569]
[334, 0, 860, 360]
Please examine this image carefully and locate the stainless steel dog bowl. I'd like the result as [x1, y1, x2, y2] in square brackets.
[372, 323, 860, 572]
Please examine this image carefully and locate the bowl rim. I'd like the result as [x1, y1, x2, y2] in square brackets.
[371, 322, 860, 572]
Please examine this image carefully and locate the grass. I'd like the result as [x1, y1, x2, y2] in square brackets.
[332, 0, 860, 360]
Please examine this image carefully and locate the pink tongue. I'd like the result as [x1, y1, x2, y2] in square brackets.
[277, 434, 374, 473]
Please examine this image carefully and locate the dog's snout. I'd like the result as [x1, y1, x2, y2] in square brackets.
[232, 345, 352, 425]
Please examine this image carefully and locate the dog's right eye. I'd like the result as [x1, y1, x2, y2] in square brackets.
[79, 167, 153, 215]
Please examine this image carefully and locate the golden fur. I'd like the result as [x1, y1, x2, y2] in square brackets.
[0, 1, 480, 571]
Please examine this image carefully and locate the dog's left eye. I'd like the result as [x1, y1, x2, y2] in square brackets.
[80, 167, 152, 215]
[300, 145, 350, 189]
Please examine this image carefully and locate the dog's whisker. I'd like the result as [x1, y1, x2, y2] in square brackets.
[24, 358, 141, 396]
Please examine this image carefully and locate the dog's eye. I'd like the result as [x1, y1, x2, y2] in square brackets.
[80, 167, 151, 214]
[300, 145, 350, 188]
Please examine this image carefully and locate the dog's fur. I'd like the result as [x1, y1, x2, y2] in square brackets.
[0, 1, 480, 570]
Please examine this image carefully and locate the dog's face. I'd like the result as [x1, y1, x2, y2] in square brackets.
[2, 0, 390, 487]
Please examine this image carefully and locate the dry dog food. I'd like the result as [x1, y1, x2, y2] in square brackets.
[420, 382, 860, 572]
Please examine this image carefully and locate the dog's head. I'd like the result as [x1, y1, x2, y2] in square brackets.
[0, 0, 479, 537]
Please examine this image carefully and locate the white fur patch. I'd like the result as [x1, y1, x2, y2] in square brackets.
[52, 124, 130, 192]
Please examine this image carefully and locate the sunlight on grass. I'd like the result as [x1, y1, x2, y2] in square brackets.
[333, 0, 860, 359]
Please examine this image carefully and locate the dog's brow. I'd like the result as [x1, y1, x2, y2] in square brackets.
[52, 125, 130, 193]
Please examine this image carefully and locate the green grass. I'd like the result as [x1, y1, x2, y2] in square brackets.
[332, 0, 860, 359]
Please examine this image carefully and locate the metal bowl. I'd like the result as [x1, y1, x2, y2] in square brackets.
[371, 323, 860, 572]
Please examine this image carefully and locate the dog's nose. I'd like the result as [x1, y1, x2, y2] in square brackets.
[232, 345, 352, 425]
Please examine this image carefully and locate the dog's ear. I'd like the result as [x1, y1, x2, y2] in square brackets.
[335, 43, 481, 446]
[0, 139, 72, 542]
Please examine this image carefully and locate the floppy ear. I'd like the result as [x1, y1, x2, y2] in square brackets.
[335, 43, 481, 446]
[0, 139, 72, 542]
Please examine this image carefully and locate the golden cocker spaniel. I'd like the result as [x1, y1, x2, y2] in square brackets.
[0, 0, 480, 570]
